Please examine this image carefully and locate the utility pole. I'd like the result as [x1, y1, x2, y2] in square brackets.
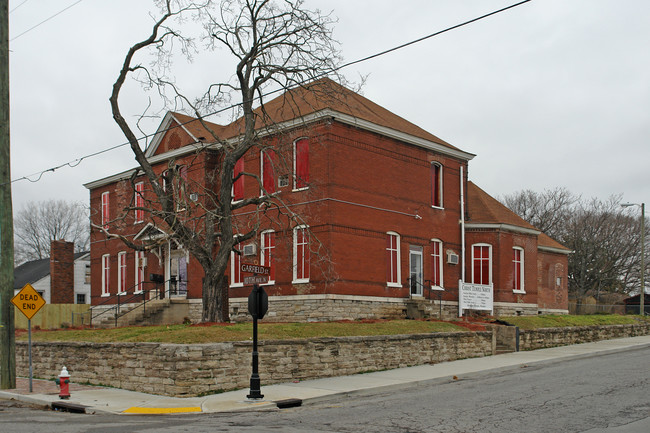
[0, 0, 16, 389]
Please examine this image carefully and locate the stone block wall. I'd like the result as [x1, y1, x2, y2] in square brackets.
[519, 323, 650, 350]
[16, 331, 493, 397]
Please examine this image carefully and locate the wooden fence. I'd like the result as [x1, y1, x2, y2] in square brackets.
[14, 304, 91, 330]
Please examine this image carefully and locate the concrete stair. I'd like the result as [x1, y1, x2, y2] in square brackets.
[93, 299, 172, 328]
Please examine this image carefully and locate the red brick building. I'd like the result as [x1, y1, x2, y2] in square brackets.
[85, 79, 569, 321]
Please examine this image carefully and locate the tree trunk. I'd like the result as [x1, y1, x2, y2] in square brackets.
[202, 271, 230, 323]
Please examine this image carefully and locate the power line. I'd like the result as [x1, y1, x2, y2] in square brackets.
[10, 0, 84, 42]
[8, 0, 532, 186]
[9, 0, 30, 14]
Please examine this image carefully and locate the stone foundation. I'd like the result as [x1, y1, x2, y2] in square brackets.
[519, 323, 650, 350]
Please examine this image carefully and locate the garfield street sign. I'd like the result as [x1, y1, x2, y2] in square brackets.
[11, 284, 46, 320]
[241, 264, 271, 276]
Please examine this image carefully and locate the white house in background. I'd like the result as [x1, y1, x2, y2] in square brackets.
[13, 241, 91, 304]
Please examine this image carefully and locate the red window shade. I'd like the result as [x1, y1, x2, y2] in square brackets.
[233, 158, 244, 201]
[262, 151, 276, 194]
[431, 163, 441, 207]
[295, 138, 309, 189]
[513, 249, 522, 291]
[101, 192, 110, 229]
[232, 245, 242, 285]
[473, 245, 490, 285]
[431, 241, 441, 286]
[135, 182, 144, 223]
[295, 228, 309, 280]
[262, 231, 275, 281]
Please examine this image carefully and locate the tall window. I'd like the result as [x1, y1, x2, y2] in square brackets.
[230, 243, 242, 287]
[513, 247, 525, 292]
[261, 230, 275, 284]
[431, 162, 442, 208]
[386, 232, 401, 287]
[293, 138, 309, 190]
[293, 226, 310, 283]
[134, 181, 144, 223]
[101, 254, 110, 296]
[101, 191, 110, 229]
[117, 251, 127, 294]
[135, 251, 145, 293]
[233, 158, 244, 201]
[261, 150, 276, 195]
[431, 239, 443, 289]
[472, 244, 492, 285]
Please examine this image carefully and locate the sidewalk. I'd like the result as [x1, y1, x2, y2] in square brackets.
[2, 335, 649, 415]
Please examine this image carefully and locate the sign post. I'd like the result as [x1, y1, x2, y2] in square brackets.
[241, 264, 269, 400]
[11, 284, 46, 393]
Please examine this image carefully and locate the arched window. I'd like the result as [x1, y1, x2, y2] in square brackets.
[431, 239, 443, 289]
[431, 162, 443, 208]
[260, 150, 276, 195]
[386, 232, 401, 287]
[512, 247, 525, 293]
[261, 230, 275, 284]
[293, 225, 310, 283]
[472, 243, 492, 285]
[293, 138, 309, 190]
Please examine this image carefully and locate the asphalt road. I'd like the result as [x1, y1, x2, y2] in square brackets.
[1, 346, 649, 433]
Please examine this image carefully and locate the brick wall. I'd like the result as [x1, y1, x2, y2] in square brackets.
[50, 240, 74, 304]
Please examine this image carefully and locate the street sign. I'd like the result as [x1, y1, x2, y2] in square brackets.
[11, 284, 46, 320]
[243, 275, 269, 286]
[240, 263, 271, 276]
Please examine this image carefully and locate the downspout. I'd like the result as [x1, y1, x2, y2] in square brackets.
[459, 166, 466, 318]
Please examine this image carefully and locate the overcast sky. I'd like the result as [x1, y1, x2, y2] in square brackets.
[8, 0, 650, 214]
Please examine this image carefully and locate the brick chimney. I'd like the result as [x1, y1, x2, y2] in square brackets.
[50, 240, 75, 304]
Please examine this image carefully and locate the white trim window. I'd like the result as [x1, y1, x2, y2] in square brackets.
[261, 230, 275, 285]
[135, 251, 145, 294]
[386, 232, 402, 287]
[232, 158, 244, 202]
[293, 138, 309, 191]
[101, 254, 110, 297]
[230, 243, 243, 287]
[512, 247, 525, 293]
[472, 243, 492, 285]
[117, 251, 127, 295]
[293, 225, 310, 283]
[134, 181, 144, 223]
[431, 239, 444, 290]
[431, 162, 443, 208]
[260, 150, 276, 196]
[101, 191, 110, 229]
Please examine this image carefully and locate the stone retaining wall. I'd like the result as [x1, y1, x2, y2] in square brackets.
[16, 331, 493, 398]
[519, 323, 650, 350]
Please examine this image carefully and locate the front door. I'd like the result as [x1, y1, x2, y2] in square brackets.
[410, 246, 423, 296]
[168, 248, 188, 297]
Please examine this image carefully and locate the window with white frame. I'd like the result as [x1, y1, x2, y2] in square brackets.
[230, 243, 243, 287]
[293, 225, 310, 283]
[261, 150, 276, 195]
[513, 247, 525, 292]
[101, 191, 110, 229]
[431, 239, 443, 289]
[386, 232, 401, 287]
[261, 230, 275, 284]
[134, 181, 144, 223]
[117, 251, 127, 294]
[472, 244, 492, 285]
[135, 251, 145, 293]
[431, 162, 443, 208]
[293, 138, 309, 190]
[101, 254, 110, 296]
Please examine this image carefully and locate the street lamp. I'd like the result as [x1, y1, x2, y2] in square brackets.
[621, 202, 645, 315]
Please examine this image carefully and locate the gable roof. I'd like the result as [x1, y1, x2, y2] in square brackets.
[13, 252, 90, 291]
[466, 182, 570, 253]
[138, 78, 474, 164]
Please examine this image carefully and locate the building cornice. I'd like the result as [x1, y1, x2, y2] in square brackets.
[464, 223, 541, 236]
[538, 245, 572, 255]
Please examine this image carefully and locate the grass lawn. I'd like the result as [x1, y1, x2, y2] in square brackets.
[497, 314, 649, 330]
[16, 320, 467, 344]
[15, 315, 648, 343]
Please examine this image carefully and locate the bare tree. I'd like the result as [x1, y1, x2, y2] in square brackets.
[14, 200, 89, 264]
[501, 190, 646, 303]
[102, 0, 341, 322]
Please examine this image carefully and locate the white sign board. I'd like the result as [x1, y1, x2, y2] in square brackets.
[459, 281, 493, 316]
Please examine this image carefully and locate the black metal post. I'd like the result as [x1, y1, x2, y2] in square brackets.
[247, 285, 263, 399]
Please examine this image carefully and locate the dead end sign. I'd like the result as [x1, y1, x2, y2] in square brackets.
[11, 284, 46, 320]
